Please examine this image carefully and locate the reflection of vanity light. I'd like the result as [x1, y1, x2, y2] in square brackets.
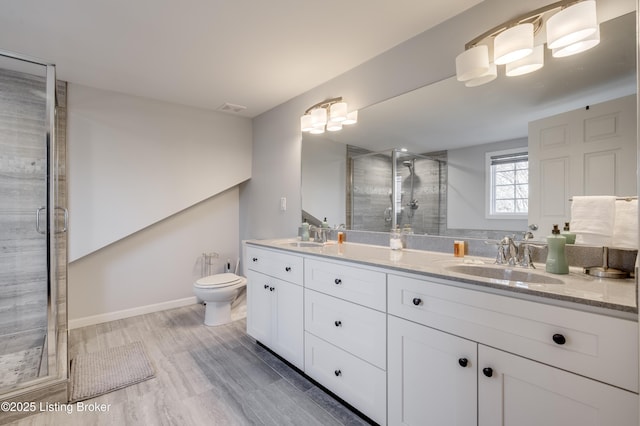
[301, 97, 357, 134]
[455, 0, 599, 87]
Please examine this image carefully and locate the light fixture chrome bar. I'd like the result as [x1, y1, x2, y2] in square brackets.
[465, 0, 579, 49]
[304, 96, 343, 114]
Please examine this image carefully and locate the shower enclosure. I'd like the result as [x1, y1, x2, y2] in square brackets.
[348, 148, 445, 234]
[0, 50, 68, 414]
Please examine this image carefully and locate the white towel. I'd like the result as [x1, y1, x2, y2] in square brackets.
[570, 195, 616, 246]
[611, 199, 638, 249]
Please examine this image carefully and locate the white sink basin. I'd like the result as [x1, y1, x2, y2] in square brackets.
[283, 241, 324, 248]
[446, 264, 564, 285]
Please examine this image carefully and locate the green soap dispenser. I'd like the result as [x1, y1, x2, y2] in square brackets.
[546, 224, 569, 274]
[322, 217, 329, 229]
[301, 219, 310, 241]
[562, 222, 576, 244]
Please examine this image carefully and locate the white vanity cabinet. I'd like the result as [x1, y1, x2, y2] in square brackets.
[478, 344, 638, 426]
[388, 273, 639, 426]
[245, 246, 304, 369]
[303, 258, 387, 425]
[388, 315, 477, 426]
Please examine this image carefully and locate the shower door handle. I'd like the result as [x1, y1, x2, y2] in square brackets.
[35, 207, 46, 234]
[55, 207, 68, 233]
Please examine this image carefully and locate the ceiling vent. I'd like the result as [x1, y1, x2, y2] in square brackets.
[218, 102, 247, 114]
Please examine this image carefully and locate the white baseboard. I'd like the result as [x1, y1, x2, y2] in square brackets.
[69, 296, 199, 329]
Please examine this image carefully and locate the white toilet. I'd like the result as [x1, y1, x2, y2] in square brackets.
[193, 273, 247, 326]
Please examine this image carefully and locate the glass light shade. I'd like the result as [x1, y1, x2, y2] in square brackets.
[494, 23, 534, 65]
[464, 63, 497, 87]
[300, 114, 313, 132]
[552, 25, 600, 57]
[506, 45, 544, 76]
[326, 120, 343, 132]
[456, 45, 490, 81]
[311, 107, 327, 129]
[343, 110, 358, 125]
[329, 102, 348, 122]
[546, 0, 598, 50]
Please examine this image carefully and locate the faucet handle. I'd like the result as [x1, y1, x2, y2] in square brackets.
[519, 243, 535, 269]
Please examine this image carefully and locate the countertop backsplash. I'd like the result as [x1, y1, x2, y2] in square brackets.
[327, 230, 638, 273]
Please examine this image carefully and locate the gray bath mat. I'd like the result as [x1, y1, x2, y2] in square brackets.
[69, 341, 155, 402]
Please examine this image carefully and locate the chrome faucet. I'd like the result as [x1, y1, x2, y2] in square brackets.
[518, 231, 536, 269]
[501, 235, 519, 266]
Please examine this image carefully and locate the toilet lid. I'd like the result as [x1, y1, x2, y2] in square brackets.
[195, 273, 244, 288]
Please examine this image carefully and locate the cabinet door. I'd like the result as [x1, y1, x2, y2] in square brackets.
[388, 315, 477, 426]
[478, 345, 639, 426]
[246, 270, 273, 344]
[271, 279, 304, 369]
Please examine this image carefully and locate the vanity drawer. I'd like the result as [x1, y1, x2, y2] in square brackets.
[305, 289, 386, 369]
[305, 332, 386, 425]
[304, 258, 386, 311]
[245, 245, 303, 285]
[388, 273, 639, 393]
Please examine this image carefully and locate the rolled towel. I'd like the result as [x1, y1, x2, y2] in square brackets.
[570, 195, 616, 246]
[611, 199, 638, 249]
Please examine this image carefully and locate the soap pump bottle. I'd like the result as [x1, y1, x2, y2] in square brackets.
[301, 219, 310, 241]
[322, 217, 329, 229]
[546, 224, 569, 274]
[562, 222, 576, 244]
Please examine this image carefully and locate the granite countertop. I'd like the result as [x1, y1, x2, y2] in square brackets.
[246, 238, 638, 317]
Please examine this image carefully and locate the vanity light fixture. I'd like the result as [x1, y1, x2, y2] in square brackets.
[300, 97, 358, 134]
[455, 0, 599, 87]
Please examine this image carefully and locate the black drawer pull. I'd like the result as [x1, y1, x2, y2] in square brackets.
[483, 367, 493, 378]
[334, 278, 342, 285]
[334, 320, 342, 327]
[334, 370, 342, 377]
[458, 358, 468, 368]
[412, 297, 422, 306]
[269, 287, 275, 292]
[263, 284, 269, 289]
[252, 257, 258, 262]
[285, 266, 291, 272]
[552, 334, 566, 345]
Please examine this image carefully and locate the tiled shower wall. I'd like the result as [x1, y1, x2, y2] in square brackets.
[347, 145, 447, 234]
[0, 67, 67, 365]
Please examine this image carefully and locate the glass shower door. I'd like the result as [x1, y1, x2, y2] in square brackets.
[0, 54, 55, 391]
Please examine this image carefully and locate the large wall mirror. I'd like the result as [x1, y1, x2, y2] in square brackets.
[302, 6, 637, 241]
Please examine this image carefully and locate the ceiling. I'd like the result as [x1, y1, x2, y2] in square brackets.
[0, 0, 483, 117]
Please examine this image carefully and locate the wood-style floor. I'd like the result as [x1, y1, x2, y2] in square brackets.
[8, 304, 369, 426]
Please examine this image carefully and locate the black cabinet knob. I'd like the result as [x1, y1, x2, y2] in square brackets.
[334, 278, 342, 285]
[285, 266, 291, 272]
[269, 287, 275, 292]
[334, 370, 342, 377]
[552, 334, 566, 345]
[263, 284, 269, 289]
[482, 367, 493, 378]
[412, 297, 422, 306]
[458, 358, 468, 368]
[252, 257, 258, 262]
[334, 320, 342, 327]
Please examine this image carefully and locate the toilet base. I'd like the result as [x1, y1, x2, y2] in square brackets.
[204, 301, 232, 326]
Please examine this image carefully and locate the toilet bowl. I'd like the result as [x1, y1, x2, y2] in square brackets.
[193, 273, 247, 326]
